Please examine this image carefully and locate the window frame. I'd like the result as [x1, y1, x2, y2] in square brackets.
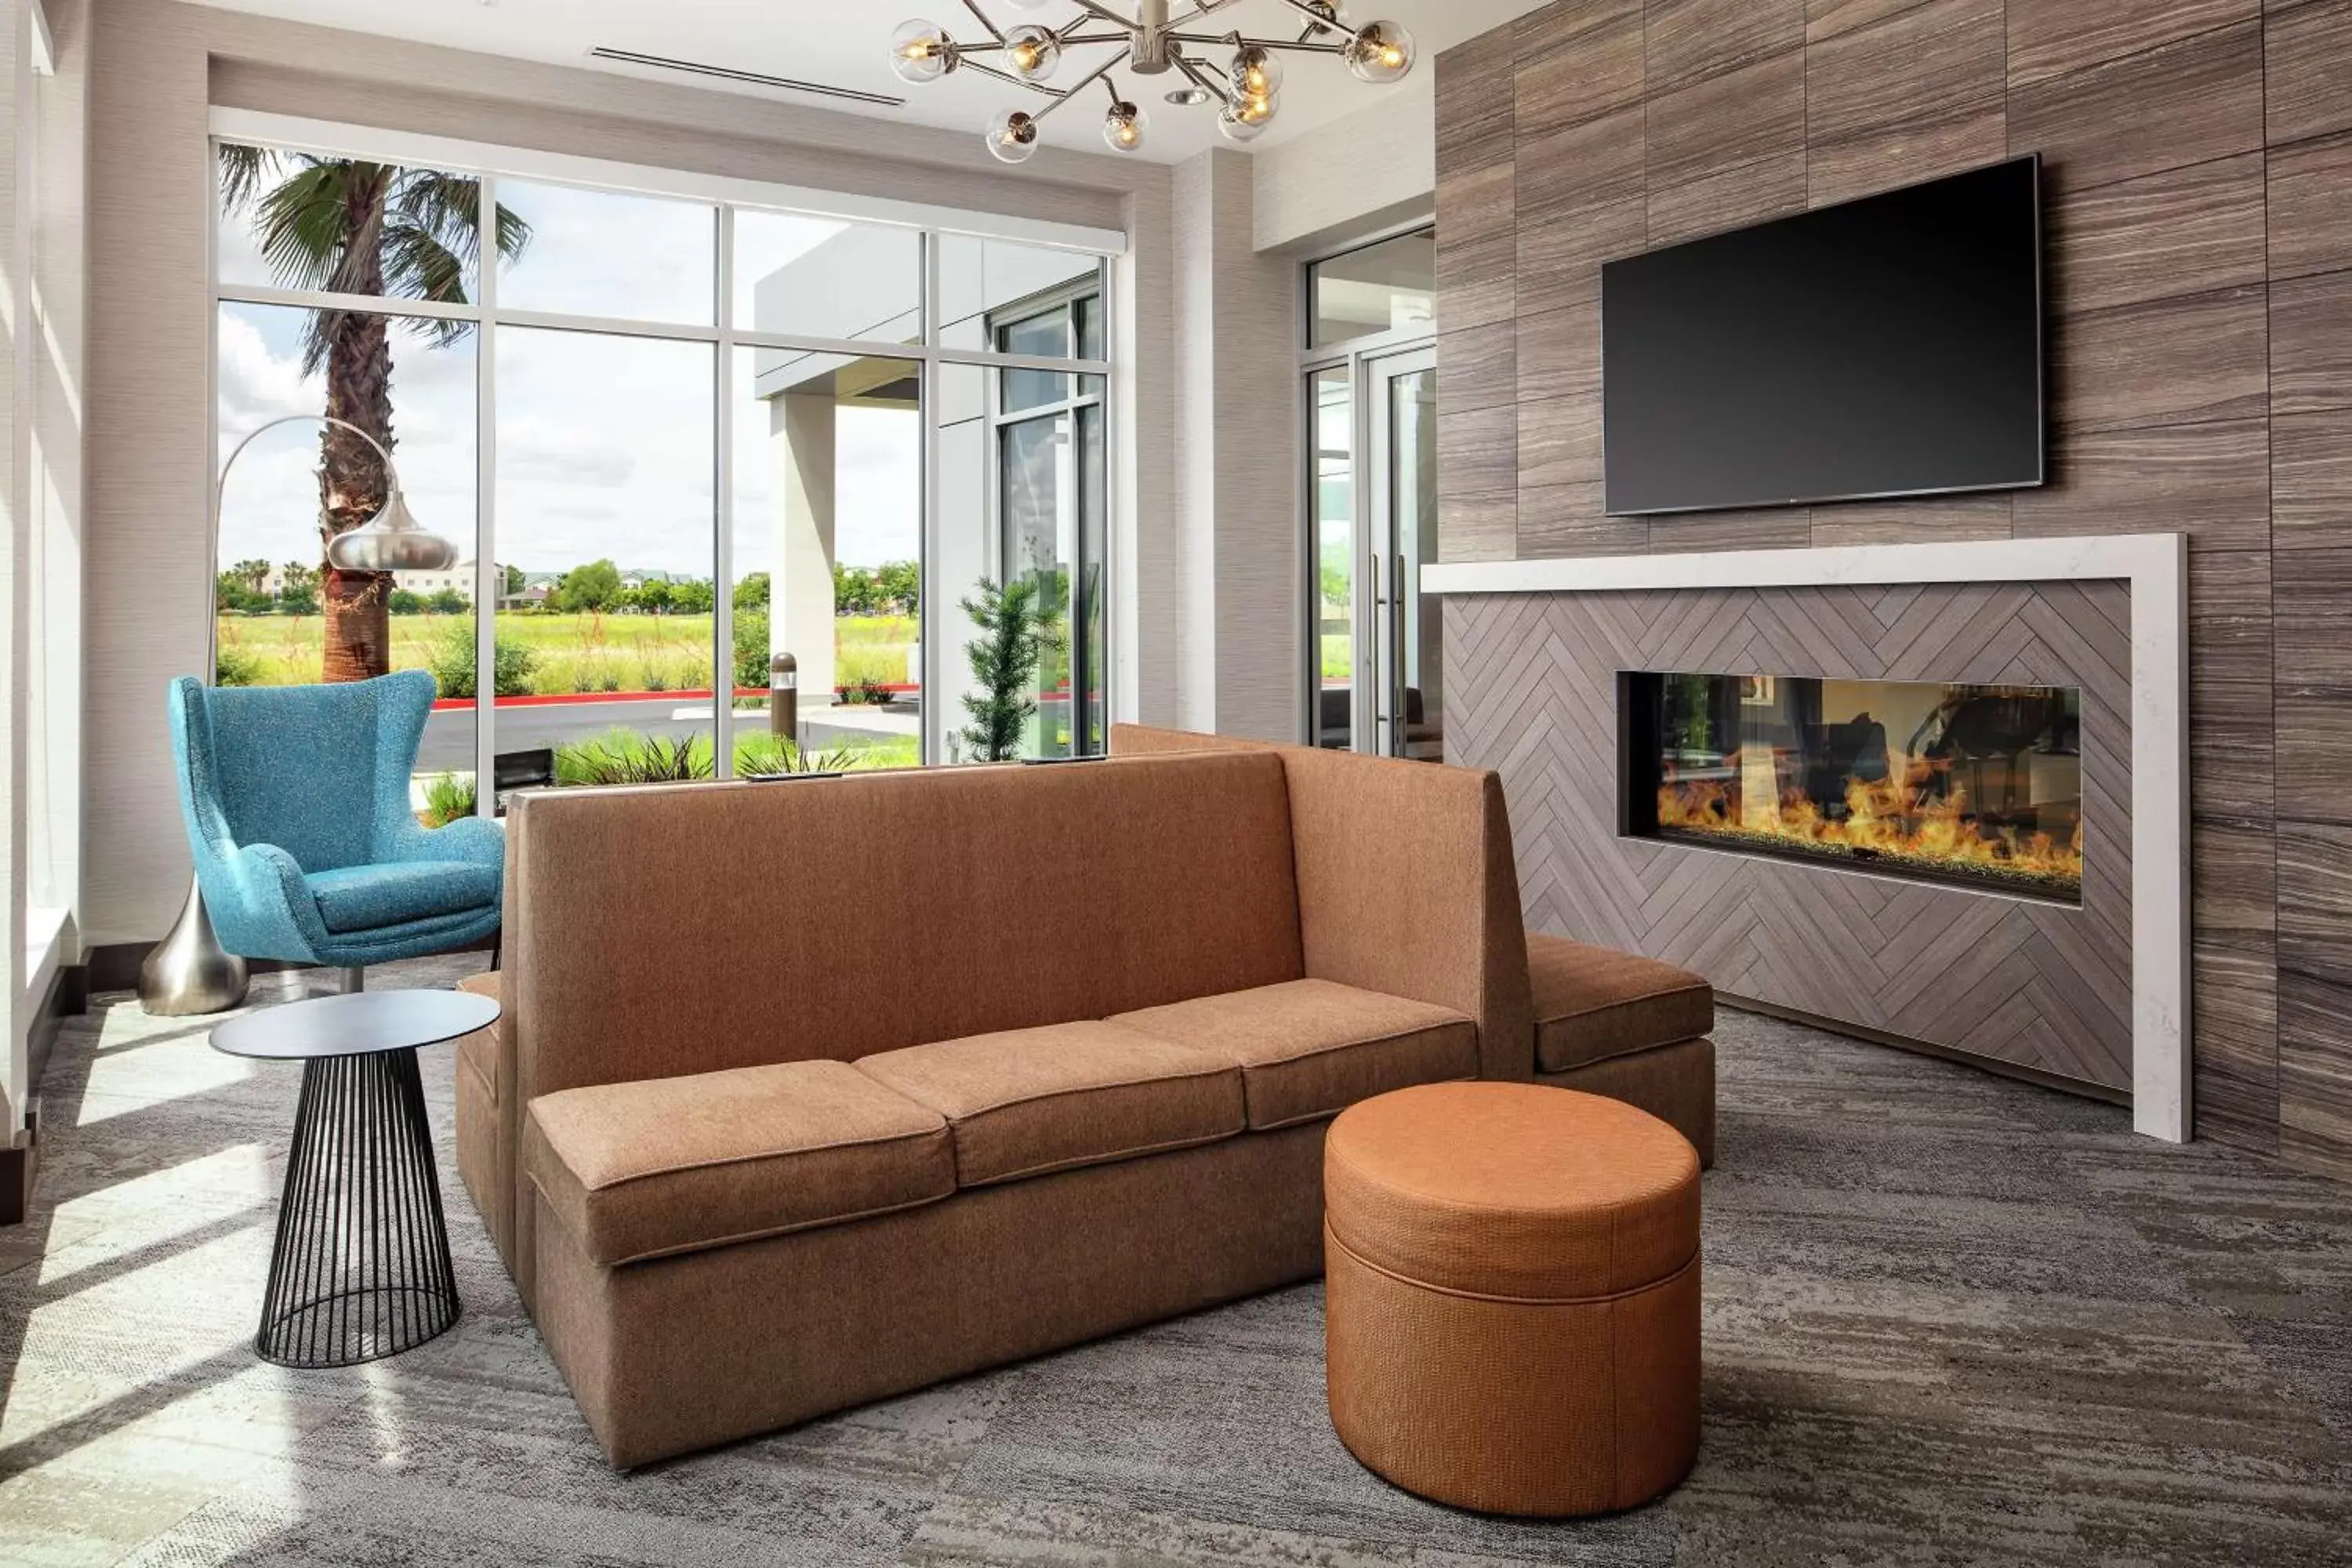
[207, 115, 1119, 786]
[986, 281, 1109, 757]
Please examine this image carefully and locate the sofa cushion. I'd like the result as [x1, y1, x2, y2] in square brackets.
[1528, 932, 1714, 1073]
[855, 1022, 1244, 1188]
[524, 1058, 954, 1266]
[1112, 980, 1477, 1130]
[306, 858, 501, 934]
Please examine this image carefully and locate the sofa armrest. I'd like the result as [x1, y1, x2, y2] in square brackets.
[1275, 748, 1535, 1082]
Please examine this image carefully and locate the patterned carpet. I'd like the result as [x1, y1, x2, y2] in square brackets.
[2, 956, 2347, 1566]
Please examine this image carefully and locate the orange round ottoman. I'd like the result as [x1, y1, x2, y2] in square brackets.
[1323, 1082, 1701, 1516]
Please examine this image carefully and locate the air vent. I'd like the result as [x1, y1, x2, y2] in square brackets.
[587, 47, 906, 107]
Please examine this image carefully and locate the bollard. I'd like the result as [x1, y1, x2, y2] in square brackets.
[769, 652, 798, 742]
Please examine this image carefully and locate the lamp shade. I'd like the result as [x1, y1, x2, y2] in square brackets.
[323, 490, 459, 572]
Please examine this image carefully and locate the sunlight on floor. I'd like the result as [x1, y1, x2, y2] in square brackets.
[36, 1145, 271, 1287]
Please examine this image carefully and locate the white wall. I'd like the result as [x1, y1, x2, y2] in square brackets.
[2, 0, 84, 1133]
[1254, 78, 1437, 256]
[1171, 148, 1301, 742]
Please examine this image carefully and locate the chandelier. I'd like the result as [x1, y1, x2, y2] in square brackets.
[888, 0, 1416, 162]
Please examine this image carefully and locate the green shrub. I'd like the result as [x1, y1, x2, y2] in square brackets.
[835, 644, 902, 690]
[426, 622, 535, 699]
[734, 733, 856, 778]
[419, 771, 477, 828]
[214, 645, 265, 687]
[959, 576, 1062, 763]
[554, 730, 712, 786]
[732, 608, 771, 691]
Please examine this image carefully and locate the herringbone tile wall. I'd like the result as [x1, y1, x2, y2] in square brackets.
[1448, 580, 2134, 1091]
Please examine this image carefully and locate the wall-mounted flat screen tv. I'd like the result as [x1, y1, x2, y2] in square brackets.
[1602, 155, 2044, 517]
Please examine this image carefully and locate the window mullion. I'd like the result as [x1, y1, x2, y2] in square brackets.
[474, 170, 499, 815]
[714, 203, 735, 779]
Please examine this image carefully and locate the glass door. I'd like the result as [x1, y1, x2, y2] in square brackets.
[1308, 347, 1439, 758]
[1368, 349, 1440, 760]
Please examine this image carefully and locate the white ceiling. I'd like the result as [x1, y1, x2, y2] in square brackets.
[180, 0, 1547, 164]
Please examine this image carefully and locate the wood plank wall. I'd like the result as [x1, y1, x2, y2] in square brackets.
[1432, 0, 2352, 1178]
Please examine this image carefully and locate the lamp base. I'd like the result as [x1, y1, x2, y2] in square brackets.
[139, 873, 251, 1016]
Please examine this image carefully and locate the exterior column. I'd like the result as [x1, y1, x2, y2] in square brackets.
[773, 390, 837, 706]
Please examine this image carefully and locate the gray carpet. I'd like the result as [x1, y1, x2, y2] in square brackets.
[2, 956, 2347, 1566]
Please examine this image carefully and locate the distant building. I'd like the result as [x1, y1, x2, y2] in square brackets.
[392, 560, 507, 601]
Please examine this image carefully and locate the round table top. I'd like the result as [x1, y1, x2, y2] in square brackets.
[211, 988, 501, 1062]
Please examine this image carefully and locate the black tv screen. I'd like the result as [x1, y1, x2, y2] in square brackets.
[1601, 156, 2044, 517]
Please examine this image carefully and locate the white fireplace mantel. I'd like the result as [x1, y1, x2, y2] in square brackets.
[1425, 533, 2191, 1143]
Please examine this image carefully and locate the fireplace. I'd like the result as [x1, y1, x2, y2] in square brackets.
[1620, 670, 2085, 904]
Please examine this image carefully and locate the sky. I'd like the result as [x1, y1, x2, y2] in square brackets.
[215, 169, 925, 580]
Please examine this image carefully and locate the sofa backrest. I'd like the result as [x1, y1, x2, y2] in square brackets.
[1109, 725, 1536, 1082]
[505, 751, 1305, 1105]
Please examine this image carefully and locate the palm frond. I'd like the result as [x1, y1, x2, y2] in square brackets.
[493, 201, 532, 266]
[216, 143, 285, 217]
[252, 162, 364, 292]
[382, 223, 470, 306]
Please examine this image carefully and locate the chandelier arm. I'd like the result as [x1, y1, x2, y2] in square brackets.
[958, 0, 1006, 44]
[1169, 31, 1335, 51]
[961, 58, 1066, 96]
[1270, 0, 1341, 34]
[1171, 51, 1229, 101]
[1056, 32, 1138, 45]
[1068, 0, 1138, 29]
[1029, 45, 1131, 122]
[1101, 69, 1128, 106]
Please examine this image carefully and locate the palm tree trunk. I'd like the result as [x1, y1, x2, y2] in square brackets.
[318, 166, 396, 684]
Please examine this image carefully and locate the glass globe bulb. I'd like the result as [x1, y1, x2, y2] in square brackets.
[888, 19, 954, 84]
[1102, 100, 1149, 153]
[1231, 44, 1283, 99]
[1004, 24, 1062, 82]
[1232, 89, 1277, 127]
[985, 107, 1041, 164]
[1345, 20, 1415, 83]
[1216, 102, 1267, 143]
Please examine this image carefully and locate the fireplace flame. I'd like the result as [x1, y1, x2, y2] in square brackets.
[1657, 750, 2082, 896]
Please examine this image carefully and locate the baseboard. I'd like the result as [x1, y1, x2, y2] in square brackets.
[26, 962, 83, 1101]
[1716, 993, 2131, 1109]
[1, 1102, 38, 1227]
[85, 934, 498, 994]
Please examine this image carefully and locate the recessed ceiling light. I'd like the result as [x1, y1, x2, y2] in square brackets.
[1164, 86, 1211, 106]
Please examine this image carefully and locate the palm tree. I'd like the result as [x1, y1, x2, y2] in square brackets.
[219, 147, 530, 682]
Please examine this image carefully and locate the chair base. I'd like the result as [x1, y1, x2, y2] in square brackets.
[138, 873, 250, 1017]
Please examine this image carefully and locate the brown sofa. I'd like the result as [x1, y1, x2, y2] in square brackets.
[452, 728, 1715, 1467]
[453, 739, 1532, 1465]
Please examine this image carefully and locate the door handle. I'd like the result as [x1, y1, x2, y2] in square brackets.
[1391, 551, 1408, 753]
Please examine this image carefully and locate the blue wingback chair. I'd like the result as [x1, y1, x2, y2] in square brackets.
[168, 670, 504, 977]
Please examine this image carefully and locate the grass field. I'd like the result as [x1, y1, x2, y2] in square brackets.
[215, 612, 917, 697]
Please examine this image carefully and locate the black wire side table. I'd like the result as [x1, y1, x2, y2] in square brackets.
[212, 988, 500, 1368]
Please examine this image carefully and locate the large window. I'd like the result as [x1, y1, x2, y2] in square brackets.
[211, 136, 1115, 811]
